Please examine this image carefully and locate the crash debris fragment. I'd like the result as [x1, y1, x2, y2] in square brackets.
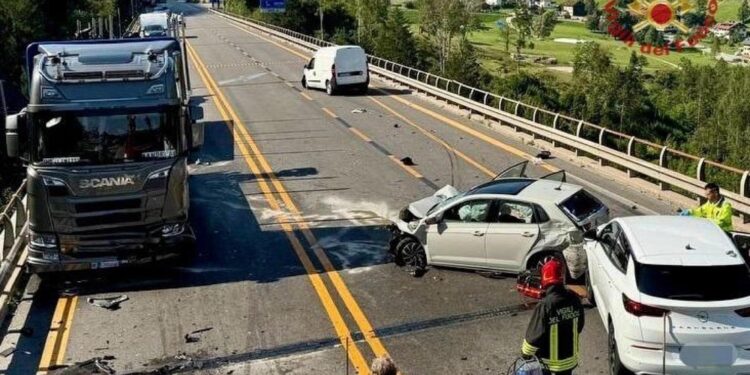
[351, 108, 367, 114]
[536, 150, 551, 159]
[87, 295, 129, 311]
[400, 157, 415, 166]
[184, 327, 213, 343]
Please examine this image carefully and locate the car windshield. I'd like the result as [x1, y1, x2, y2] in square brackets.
[559, 189, 604, 223]
[635, 262, 750, 301]
[144, 25, 165, 32]
[427, 192, 466, 216]
[32, 108, 181, 166]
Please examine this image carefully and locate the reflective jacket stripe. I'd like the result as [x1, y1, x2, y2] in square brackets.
[573, 317, 579, 356]
[550, 324, 559, 361]
[522, 340, 539, 356]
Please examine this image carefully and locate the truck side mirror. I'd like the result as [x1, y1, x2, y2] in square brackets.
[190, 105, 204, 123]
[5, 111, 26, 159]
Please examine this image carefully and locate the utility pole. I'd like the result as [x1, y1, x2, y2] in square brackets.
[319, 4, 324, 39]
[109, 14, 114, 39]
[118, 8, 122, 38]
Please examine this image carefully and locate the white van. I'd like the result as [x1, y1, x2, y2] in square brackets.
[302, 46, 369, 95]
[139, 13, 170, 37]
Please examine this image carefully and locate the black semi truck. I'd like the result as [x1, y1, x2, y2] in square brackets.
[4, 38, 203, 272]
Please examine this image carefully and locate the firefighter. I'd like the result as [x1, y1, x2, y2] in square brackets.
[521, 258, 584, 375]
[681, 182, 733, 232]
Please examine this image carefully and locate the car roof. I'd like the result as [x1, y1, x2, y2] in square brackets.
[617, 216, 742, 266]
[466, 178, 582, 203]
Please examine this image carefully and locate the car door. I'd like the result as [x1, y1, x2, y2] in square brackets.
[598, 225, 631, 324]
[484, 200, 540, 271]
[426, 199, 492, 269]
[589, 223, 618, 323]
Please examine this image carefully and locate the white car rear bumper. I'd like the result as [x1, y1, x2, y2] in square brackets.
[620, 336, 750, 375]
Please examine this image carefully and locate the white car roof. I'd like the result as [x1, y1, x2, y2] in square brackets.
[516, 179, 581, 203]
[618, 216, 742, 266]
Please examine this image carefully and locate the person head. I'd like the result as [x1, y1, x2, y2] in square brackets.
[541, 258, 565, 289]
[704, 182, 721, 203]
[370, 356, 398, 375]
[500, 204, 512, 216]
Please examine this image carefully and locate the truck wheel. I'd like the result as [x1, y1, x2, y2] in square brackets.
[396, 237, 427, 277]
[608, 321, 633, 375]
[326, 80, 336, 96]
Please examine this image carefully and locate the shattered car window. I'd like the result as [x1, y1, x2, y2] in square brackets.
[496, 201, 533, 224]
[444, 200, 490, 223]
[427, 192, 466, 216]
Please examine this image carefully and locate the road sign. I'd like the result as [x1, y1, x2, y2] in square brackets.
[260, 0, 285, 13]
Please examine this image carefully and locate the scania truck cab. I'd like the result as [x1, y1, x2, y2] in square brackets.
[4, 38, 203, 272]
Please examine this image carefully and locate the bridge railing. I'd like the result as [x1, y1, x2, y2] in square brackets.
[0, 181, 28, 323]
[209, 8, 750, 222]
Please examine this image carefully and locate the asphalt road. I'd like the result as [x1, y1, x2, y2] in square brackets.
[0, 3, 695, 375]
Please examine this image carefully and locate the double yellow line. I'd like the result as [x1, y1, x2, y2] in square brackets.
[38, 296, 78, 373]
[186, 42, 390, 373]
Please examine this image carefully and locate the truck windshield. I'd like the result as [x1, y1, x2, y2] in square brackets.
[32, 108, 181, 166]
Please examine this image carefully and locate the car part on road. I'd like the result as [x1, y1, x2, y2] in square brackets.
[400, 157, 415, 166]
[87, 295, 129, 311]
[49, 357, 116, 375]
[351, 108, 367, 114]
[506, 355, 544, 375]
[536, 150, 551, 160]
[184, 327, 213, 343]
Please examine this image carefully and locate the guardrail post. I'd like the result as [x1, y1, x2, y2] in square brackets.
[598, 128, 606, 166]
[658, 146, 669, 191]
[11, 195, 25, 234]
[512, 102, 521, 131]
[696, 158, 707, 206]
[574, 121, 584, 156]
[626, 136, 636, 178]
[483, 93, 489, 106]
[532, 108, 538, 123]
[551, 114, 559, 148]
[741, 171, 749, 223]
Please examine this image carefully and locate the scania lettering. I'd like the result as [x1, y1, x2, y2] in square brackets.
[4, 38, 204, 272]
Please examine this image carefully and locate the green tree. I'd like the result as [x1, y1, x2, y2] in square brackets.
[739, 0, 750, 22]
[350, 0, 389, 50]
[513, 3, 534, 55]
[416, 0, 482, 74]
[374, 7, 417, 65]
[534, 10, 556, 39]
[444, 38, 486, 86]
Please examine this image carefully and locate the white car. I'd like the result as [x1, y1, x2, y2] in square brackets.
[389, 162, 609, 277]
[585, 216, 750, 375]
[302, 46, 369, 95]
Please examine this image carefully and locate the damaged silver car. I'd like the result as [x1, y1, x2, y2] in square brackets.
[389, 161, 610, 277]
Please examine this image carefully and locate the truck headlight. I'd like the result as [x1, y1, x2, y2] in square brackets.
[29, 231, 58, 249]
[147, 167, 170, 180]
[161, 223, 185, 237]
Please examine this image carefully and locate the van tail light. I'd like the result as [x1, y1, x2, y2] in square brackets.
[736, 307, 750, 317]
[623, 294, 669, 317]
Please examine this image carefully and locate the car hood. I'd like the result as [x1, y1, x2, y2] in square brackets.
[408, 185, 459, 219]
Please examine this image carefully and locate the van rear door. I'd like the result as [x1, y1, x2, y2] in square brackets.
[334, 47, 367, 85]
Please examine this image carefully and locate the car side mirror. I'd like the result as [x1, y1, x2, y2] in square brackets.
[5, 111, 26, 159]
[424, 214, 442, 225]
[582, 228, 598, 241]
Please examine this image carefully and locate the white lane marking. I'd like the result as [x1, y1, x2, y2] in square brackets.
[218, 72, 268, 86]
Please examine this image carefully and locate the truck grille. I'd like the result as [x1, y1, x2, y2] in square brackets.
[105, 70, 145, 79]
[62, 71, 104, 80]
[76, 212, 142, 227]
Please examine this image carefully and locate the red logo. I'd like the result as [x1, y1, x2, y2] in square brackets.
[604, 0, 718, 54]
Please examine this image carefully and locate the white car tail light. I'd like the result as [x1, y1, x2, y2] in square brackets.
[623, 294, 669, 317]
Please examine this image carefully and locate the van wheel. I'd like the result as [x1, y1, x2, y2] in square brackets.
[396, 238, 427, 277]
[357, 83, 368, 95]
[301, 76, 307, 89]
[608, 321, 633, 375]
[326, 80, 336, 96]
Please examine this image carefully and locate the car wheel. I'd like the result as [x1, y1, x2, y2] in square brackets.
[608, 321, 633, 375]
[326, 80, 336, 96]
[586, 271, 596, 307]
[397, 237, 427, 277]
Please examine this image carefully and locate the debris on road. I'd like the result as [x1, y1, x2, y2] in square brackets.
[87, 295, 129, 311]
[351, 108, 367, 114]
[536, 150, 552, 159]
[20, 326, 34, 337]
[393, 123, 400, 128]
[0, 344, 16, 357]
[184, 327, 213, 343]
[49, 357, 116, 375]
[400, 157, 415, 166]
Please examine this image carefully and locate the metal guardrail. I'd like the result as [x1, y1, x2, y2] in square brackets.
[209, 8, 750, 222]
[0, 181, 28, 323]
